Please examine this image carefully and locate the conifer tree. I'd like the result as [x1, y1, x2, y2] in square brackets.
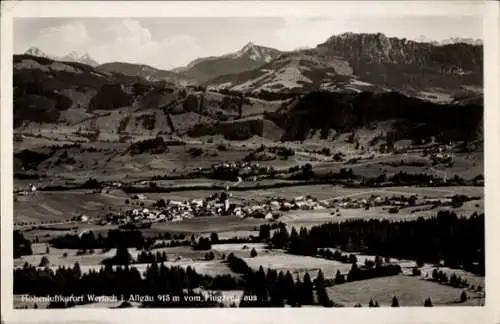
[335, 270, 345, 284]
[302, 272, 314, 305]
[460, 291, 468, 303]
[39, 256, 49, 267]
[315, 270, 332, 307]
[391, 296, 399, 307]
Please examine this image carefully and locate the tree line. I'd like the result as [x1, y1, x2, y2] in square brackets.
[14, 261, 244, 308]
[225, 253, 333, 307]
[263, 211, 484, 275]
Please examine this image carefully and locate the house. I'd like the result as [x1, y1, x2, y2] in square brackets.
[270, 201, 280, 209]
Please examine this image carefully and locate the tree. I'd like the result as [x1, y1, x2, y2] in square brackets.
[205, 251, 215, 261]
[250, 248, 258, 258]
[39, 256, 49, 267]
[432, 269, 439, 280]
[155, 199, 166, 208]
[113, 246, 132, 265]
[302, 273, 314, 305]
[315, 270, 332, 307]
[210, 233, 219, 244]
[391, 296, 399, 307]
[460, 291, 468, 303]
[194, 237, 211, 250]
[369, 299, 375, 307]
[259, 224, 271, 241]
[424, 297, 433, 307]
[73, 261, 82, 278]
[334, 270, 345, 284]
[45, 246, 50, 254]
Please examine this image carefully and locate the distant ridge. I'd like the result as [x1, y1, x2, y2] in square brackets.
[23, 47, 100, 67]
[206, 32, 483, 98]
[173, 42, 284, 82]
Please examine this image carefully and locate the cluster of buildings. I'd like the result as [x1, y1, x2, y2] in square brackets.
[327, 194, 419, 209]
[101, 192, 334, 226]
[16, 184, 37, 196]
[197, 161, 277, 180]
[104, 192, 233, 225]
[427, 144, 454, 164]
[90, 191, 436, 228]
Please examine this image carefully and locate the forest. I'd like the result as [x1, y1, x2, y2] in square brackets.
[264, 211, 484, 275]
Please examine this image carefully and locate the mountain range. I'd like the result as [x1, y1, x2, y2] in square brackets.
[13, 32, 483, 145]
[414, 36, 483, 46]
[24, 47, 100, 67]
[205, 33, 483, 99]
[21, 33, 483, 98]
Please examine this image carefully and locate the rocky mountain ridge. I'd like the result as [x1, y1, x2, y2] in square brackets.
[24, 47, 100, 67]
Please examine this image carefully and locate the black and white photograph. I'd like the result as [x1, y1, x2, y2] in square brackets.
[2, 1, 499, 324]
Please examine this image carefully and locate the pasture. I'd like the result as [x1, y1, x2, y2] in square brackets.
[242, 253, 353, 279]
[280, 202, 483, 229]
[15, 243, 237, 278]
[211, 243, 271, 259]
[14, 190, 129, 224]
[326, 275, 484, 307]
[313, 152, 483, 180]
[146, 215, 267, 234]
[321, 248, 485, 289]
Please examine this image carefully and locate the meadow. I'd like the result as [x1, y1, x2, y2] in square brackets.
[326, 275, 484, 307]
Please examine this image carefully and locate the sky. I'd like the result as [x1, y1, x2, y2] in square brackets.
[14, 16, 483, 70]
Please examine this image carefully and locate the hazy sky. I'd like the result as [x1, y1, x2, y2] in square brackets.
[14, 16, 483, 70]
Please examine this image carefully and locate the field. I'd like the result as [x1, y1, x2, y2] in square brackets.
[14, 190, 129, 224]
[326, 275, 484, 307]
[15, 243, 237, 278]
[243, 253, 352, 278]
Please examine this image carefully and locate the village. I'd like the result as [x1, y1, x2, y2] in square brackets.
[85, 188, 467, 228]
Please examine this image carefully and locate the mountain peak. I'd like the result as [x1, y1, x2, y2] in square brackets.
[24, 47, 49, 58]
[64, 51, 80, 60]
[59, 51, 99, 67]
[241, 42, 256, 51]
[233, 42, 281, 62]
